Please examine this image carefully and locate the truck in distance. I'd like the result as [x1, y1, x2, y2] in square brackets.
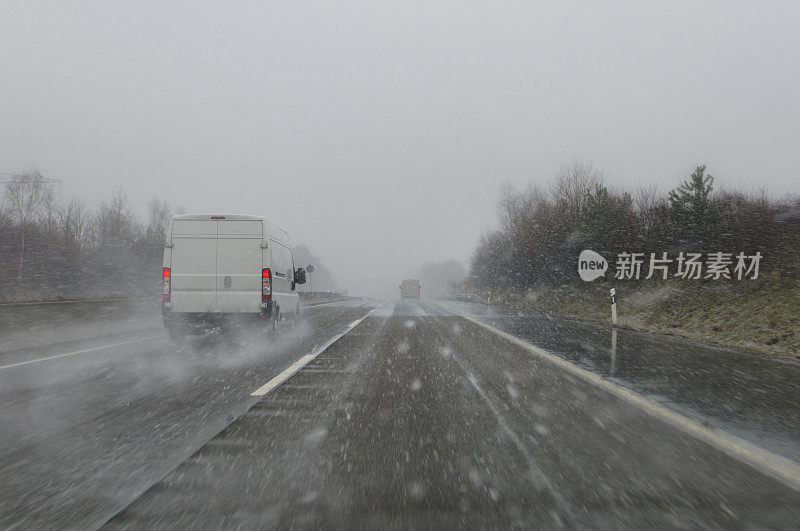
[399, 279, 421, 299]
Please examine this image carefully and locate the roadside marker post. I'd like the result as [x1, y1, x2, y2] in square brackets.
[609, 328, 618, 375]
[610, 288, 618, 325]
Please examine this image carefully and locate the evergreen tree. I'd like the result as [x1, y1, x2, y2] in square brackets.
[669, 164, 716, 245]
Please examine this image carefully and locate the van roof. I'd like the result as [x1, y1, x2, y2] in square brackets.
[171, 214, 290, 242]
[172, 214, 265, 221]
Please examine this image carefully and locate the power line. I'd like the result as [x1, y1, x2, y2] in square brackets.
[0, 171, 64, 200]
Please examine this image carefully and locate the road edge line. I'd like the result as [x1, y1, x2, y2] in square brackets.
[0, 336, 162, 371]
[460, 313, 800, 493]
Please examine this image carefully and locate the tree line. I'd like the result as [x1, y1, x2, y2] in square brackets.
[0, 171, 176, 302]
[0, 170, 336, 302]
[416, 259, 466, 298]
[292, 243, 338, 293]
[468, 162, 800, 291]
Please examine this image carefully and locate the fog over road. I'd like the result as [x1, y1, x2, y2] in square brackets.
[2, 299, 799, 528]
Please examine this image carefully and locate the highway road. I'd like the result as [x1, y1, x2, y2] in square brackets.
[2, 298, 800, 528]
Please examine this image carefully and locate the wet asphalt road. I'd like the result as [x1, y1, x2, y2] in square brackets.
[0, 298, 377, 528]
[2, 299, 800, 528]
[438, 300, 800, 464]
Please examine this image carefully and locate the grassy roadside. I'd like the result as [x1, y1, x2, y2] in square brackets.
[489, 275, 800, 357]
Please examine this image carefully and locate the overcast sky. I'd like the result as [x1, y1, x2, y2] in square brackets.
[1, 1, 798, 297]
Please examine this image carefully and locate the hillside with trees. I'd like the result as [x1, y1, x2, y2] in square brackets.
[468, 162, 800, 355]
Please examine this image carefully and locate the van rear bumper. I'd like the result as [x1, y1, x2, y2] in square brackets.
[163, 301, 276, 333]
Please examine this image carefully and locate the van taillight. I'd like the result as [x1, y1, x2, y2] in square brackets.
[162, 267, 171, 302]
[262, 268, 272, 302]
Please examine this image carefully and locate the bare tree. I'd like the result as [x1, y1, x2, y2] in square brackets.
[4, 170, 55, 289]
[42, 187, 59, 237]
[94, 188, 138, 248]
[145, 196, 172, 243]
[634, 183, 666, 236]
[550, 160, 604, 219]
[497, 181, 547, 234]
[59, 198, 90, 250]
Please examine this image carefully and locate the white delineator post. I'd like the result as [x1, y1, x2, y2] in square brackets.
[610, 288, 618, 325]
[609, 328, 618, 375]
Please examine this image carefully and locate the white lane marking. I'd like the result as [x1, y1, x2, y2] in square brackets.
[458, 312, 800, 492]
[250, 302, 386, 397]
[0, 336, 161, 371]
[251, 354, 316, 396]
[303, 299, 375, 308]
[302, 300, 349, 308]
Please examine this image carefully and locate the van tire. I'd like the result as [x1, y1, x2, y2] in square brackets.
[266, 316, 279, 340]
[168, 327, 185, 345]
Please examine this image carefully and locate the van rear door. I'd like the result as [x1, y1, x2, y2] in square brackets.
[216, 220, 263, 313]
[170, 220, 218, 312]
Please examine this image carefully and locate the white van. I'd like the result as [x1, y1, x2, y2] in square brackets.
[161, 214, 307, 340]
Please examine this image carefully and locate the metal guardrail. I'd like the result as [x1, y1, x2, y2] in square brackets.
[0, 297, 159, 306]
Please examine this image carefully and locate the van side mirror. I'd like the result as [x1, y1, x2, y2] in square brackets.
[294, 268, 307, 285]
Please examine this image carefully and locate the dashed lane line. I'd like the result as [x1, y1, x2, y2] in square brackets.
[250, 302, 387, 397]
[250, 354, 317, 396]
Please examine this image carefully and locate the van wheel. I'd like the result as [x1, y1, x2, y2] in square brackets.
[267, 317, 279, 340]
[168, 328, 185, 345]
